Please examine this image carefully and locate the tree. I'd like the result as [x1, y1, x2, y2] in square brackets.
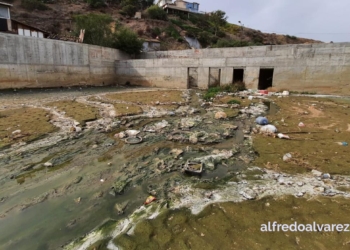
[87, 0, 106, 8]
[73, 13, 113, 47]
[146, 5, 167, 20]
[209, 10, 228, 35]
[112, 28, 144, 55]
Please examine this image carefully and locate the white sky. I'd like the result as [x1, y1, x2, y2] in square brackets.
[198, 0, 350, 43]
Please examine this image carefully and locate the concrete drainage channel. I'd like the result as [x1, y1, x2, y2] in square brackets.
[1, 87, 350, 249]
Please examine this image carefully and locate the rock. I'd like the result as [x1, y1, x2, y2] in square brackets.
[73, 176, 82, 184]
[215, 111, 227, 119]
[297, 182, 304, 187]
[43, 162, 53, 167]
[74, 126, 82, 133]
[92, 144, 98, 149]
[239, 189, 257, 200]
[74, 197, 81, 204]
[114, 201, 129, 215]
[313, 186, 325, 192]
[170, 148, 183, 159]
[295, 192, 304, 197]
[111, 179, 130, 195]
[74, 121, 80, 126]
[311, 170, 323, 177]
[117, 132, 127, 139]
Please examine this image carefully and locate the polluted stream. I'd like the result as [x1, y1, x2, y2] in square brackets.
[1, 87, 350, 249]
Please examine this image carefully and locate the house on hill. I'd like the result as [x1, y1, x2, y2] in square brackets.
[158, 0, 200, 15]
[0, 2, 48, 38]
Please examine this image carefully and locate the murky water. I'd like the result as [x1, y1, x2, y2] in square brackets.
[0, 87, 258, 249]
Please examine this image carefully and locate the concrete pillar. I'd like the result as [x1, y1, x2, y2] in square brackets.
[197, 67, 209, 89]
[221, 67, 233, 86]
[245, 67, 260, 89]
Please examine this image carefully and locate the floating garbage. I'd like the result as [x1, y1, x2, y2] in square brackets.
[255, 116, 269, 125]
[183, 161, 204, 175]
[282, 91, 290, 96]
[125, 136, 143, 144]
[125, 130, 140, 137]
[277, 133, 290, 139]
[260, 125, 277, 134]
[336, 142, 348, 146]
[144, 195, 156, 205]
[283, 153, 292, 162]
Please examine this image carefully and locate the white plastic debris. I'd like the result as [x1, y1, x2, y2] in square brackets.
[260, 125, 277, 134]
[283, 153, 292, 162]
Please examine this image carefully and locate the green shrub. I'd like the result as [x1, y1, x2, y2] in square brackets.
[21, 0, 49, 10]
[87, 0, 106, 8]
[73, 13, 113, 47]
[227, 99, 241, 105]
[164, 25, 181, 40]
[112, 28, 144, 55]
[122, 4, 137, 16]
[146, 5, 167, 20]
[150, 27, 161, 37]
[216, 30, 226, 38]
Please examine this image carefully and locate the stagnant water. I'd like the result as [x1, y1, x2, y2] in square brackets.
[0, 87, 260, 249]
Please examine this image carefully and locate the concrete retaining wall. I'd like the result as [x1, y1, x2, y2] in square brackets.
[116, 43, 350, 94]
[0, 33, 129, 89]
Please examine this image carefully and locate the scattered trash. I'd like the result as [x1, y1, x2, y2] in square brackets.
[336, 142, 348, 146]
[125, 130, 140, 137]
[260, 125, 277, 134]
[43, 162, 53, 167]
[259, 90, 268, 95]
[144, 195, 156, 205]
[248, 96, 253, 100]
[283, 153, 292, 162]
[255, 116, 269, 125]
[298, 122, 305, 127]
[116, 132, 127, 139]
[125, 136, 143, 144]
[12, 130, 21, 135]
[100, 179, 105, 182]
[322, 173, 331, 179]
[277, 133, 290, 139]
[282, 91, 290, 96]
[183, 161, 204, 175]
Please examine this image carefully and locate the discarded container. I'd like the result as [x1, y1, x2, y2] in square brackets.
[336, 142, 348, 146]
[144, 196, 156, 205]
[282, 91, 290, 96]
[260, 125, 277, 134]
[283, 153, 292, 162]
[125, 130, 140, 137]
[255, 116, 269, 125]
[259, 90, 268, 95]
[183, 161, 204, 175]
[277, 133, 290, 139]
[248, 96, 253, 100]
[125, 136, 143, 144]
[298, 122, 305, 127]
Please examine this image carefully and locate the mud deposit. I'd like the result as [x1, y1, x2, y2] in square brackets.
[1, 87, 350, 250]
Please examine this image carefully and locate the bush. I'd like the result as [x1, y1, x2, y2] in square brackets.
[150, 27, 161, 37]
[164, 25, 181, 40]
[122, 4, 137, 16]
[146, 5, 167, 20]
[21, 0, 49, 10]
[87, 0, 106, 8]
[227, 99, 241, 105]
[216, 30, 226, 38]
[73, 13, 113, 47]
[112, 28, 144, 55]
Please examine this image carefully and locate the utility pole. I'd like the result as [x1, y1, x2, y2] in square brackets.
[238, 20, 244, 46]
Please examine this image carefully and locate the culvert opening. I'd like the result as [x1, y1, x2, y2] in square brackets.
[258, 68, 274, 90]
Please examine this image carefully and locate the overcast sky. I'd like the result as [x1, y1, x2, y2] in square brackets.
[198, 0, 350, 43]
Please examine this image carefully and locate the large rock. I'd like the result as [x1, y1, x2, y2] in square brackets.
[215, 111, 227, 119]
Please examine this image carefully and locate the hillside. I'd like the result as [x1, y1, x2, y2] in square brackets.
[5, 0, 321, 50]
